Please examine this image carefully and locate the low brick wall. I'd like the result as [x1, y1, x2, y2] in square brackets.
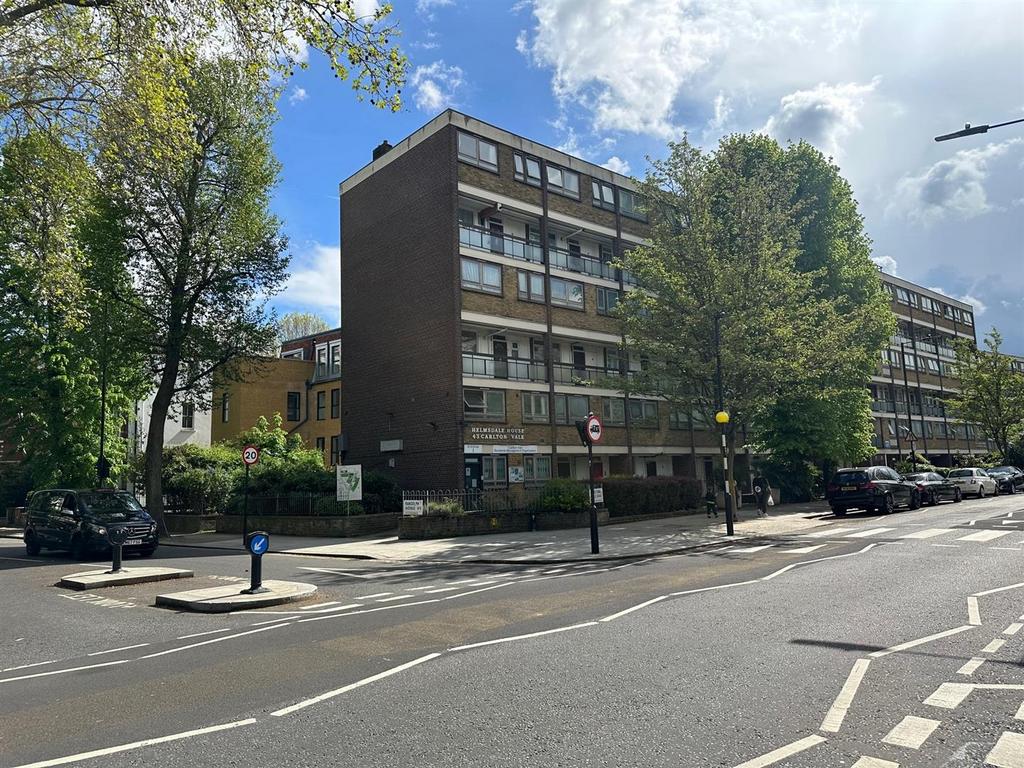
[399, 508, 611, 540]
[607, 508, 698, 524]
[164, 514, 220, 535]
[215, 513, 399, 538]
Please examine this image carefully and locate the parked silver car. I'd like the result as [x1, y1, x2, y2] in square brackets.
[947, 468, 999, 498]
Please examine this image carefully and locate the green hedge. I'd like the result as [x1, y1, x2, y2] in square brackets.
[537, 478, 590, 512]
[601, 476, 702, 517]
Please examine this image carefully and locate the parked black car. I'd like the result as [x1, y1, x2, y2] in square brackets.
[826, 466, 921, 516]
[24, 489, 158, 559]
[987, 466, 1024, 495]
[903, 472, 962, 506]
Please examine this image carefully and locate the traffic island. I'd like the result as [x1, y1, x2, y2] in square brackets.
[154, 580, 317, 613]
[59, 567, 194, 591]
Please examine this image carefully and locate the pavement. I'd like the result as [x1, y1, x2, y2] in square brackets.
[5, 493, 1024, 767]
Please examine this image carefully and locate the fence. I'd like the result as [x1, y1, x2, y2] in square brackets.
[402, 488, 547, 516]
[164, 492, 382, 517]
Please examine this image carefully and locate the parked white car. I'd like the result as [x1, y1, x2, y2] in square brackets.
[947, 468, 999, 498]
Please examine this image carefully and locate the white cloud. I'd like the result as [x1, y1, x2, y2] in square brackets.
[871, 255, 898, 275]
[887, 139, 1021, 226]
[282, 30, 308, 64]
[416, 0, 453, 18]
[410, 60, 465, 112]
[288, 87, 308, 105]
[706, 91, 731, 135]
[762, 79, 879, 156]
[352, 0, 380, 18]
[280, 243, 340, 318]
[601, 156, 630, 175]
[928, 286, 987, 316]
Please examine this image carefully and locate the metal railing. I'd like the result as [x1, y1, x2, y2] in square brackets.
[459, 224, 544, 264]
[462, 353, 547, 382]
[403, 488, 548, 515]
[547, 245, 617, 280]
[552, 362, 634, 386]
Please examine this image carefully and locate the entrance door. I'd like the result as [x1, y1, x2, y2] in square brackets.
[572, 344, 587, 378]
[488, 217, 504, 255]
[492, 335, 508, 379]
[646, 461, 658, 477]
[464, 456, 482, 490]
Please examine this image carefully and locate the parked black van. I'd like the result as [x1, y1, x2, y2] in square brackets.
[825, 466, 921, 516]
[24, 489, 158, 559]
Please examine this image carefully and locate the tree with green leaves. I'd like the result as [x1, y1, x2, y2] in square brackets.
[277, 311, 331, 345]
[947, 330, 1024, 459]
[98, 56, 289, 520]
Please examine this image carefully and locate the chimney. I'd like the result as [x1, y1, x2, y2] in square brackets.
[372, 140, 393, 161]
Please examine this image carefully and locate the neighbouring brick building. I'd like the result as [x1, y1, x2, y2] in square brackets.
[212, 328, 343, 466]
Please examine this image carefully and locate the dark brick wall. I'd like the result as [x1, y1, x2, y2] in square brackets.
[341, 127, 463, 489]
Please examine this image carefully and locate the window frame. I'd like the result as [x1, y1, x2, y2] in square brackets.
[461, 257, 503, 295]
[316, 390, 326, 421]
[554, 394, 590, 425]
[457, 131, 498, 172]
[517, 269, 546, 303]
[546, 164, 580, 199]
[331, 388, 340, 419]
[591, 180, 616, 211]
[597, 287, 620, 315]
[286, 391, 301, 422]
[513, 152, 542, 186]
[601, 397, 626, 426]
[463, 387, 506, 421]
[181, 401, 195, 430]
[549, 276, 585, 310]
[329, 341, 341, 375]
[524, 455, 551, 484]
[619, 188, 647, 222]
[221, 393, 230, 423]
[522, 392, 550, 423]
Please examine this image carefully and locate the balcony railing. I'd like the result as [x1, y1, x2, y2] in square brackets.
[459, 224, 544, 264]
[547, 245, 617, 280]
[462, 353, 547, 382]
[552, 362, 637, 386]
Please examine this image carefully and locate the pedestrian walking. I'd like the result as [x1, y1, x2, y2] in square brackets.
[705, 488, 718, 518]
[753, 475, 773, 518]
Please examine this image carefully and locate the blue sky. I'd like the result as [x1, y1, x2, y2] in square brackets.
[270, 0, 1024, 354]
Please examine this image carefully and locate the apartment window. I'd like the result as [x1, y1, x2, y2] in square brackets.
[220, 393, 230, 423]
[962, 311, 974, 326]
[604, 347, 624, 375]
[546, 165, 580, 198]
[482, 455, 508, 487]
[619, 189, 647, 221]
[316, 345, 328, 377]
[602, 397, 626, 426]
[894, 287, 911, 305]
[524, 455, 551, 483]
[592, 180, 616, 211]
[554, 394, 590, 424]
[530, 337, 546, 362]
[181, 401, 195, 430]
[513, 153, 542, 186]
[464, 387, 505, 421]
[461, 257, 502, 294]
[316, 437, 325, 453]
[597, 287, 620, 315]
[550, 276, 584, 309]
[669, 408, 688, 430]
[330, 435, 341, 465]
[522, 392, 550, 423]
[629, 399, 660, 427]
[287, 391, 301, 422]
[461, 330, 477, 353]
[517, 270, 545, 302]
[331, 388, 340, 419]
[281, 349, 303, 360]
[329, 341, 341, 375]
[316, 391, 326, 420]
[457, 131, 498, 171]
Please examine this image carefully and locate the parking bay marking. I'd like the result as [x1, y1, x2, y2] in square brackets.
[958, 530, 1013, 543]
[882, 716, 940, 750]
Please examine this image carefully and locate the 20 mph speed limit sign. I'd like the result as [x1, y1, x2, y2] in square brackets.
[241, 445, 260, 466]
[584, 414, 603, 444]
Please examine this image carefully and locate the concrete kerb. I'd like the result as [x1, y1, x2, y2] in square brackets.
[155, 580, 317, 613]
[59, 567, 195, 591]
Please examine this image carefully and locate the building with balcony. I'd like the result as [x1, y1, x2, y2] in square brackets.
[211, 328, 343, 466]
[339, 111, 726, 492]
[871, 273, 995, 465]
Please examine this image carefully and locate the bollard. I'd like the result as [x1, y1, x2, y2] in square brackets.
[243, 531, 270, 595]
[106, 526, 130, 574]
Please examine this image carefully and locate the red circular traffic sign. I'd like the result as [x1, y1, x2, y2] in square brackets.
[585, 414, 603, 444]
[241, 445, 260, 466]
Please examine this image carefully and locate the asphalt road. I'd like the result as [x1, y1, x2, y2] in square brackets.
[4, 492, 1024, 767]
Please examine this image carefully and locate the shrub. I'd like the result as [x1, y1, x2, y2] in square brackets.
[759, 457, 821, 503]
[601, 476, 702, 517]
[537, 478, 590, 513]
[427, 498, 464, 516]
[363, 470, 402, 513]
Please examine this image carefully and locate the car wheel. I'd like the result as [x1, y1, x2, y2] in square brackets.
[909, 491, 921, 510]
[832, 507, 847, 517]
[953, 488, 962, 503]
[928, 491, 939, 506]
[878, 495, 895, 514]
[1009, 484, 1017, 495]
[978, 485, 986, 499]
[24, 531, 41, 556]
[993, 484, 1000, 497]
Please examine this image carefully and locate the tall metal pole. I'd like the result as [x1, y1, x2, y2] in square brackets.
[900, 341, 915, 469]
[242, 463, 250, 546]
[587, 439, 598, 554]
[714, 312, 735, 536]
[96, 304, 110, 487]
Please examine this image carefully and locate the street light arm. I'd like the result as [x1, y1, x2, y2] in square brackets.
[935, 117, 1024, 142]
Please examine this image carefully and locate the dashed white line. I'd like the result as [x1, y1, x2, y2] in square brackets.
[139, 623, 291, 659]
[924, 682, 974, 709]
[821, 658, 871, 732]
[360, 592, 392, 599]
[900, 528, 955, 540]
[784, 544, 828, 554]
[449, 622, 597, 652]
[271, 653, 441, 716]
[7, 718, 257, 768]
[869, 626, 974, 659]
[251, 617, 298, 626]
[175, 628, 233, 640]
[376, 594, 413, 603]
[0, 659, 130, 684]
[803, 527, 855, 538]
[1014, 701, 1024, 721]
[299, 601, 341, 610]
[933, 544, 961, 548]
[423, 587, 458, 594]
[985, 730, 1024, 767]
[732, 734, 827, 768]
[983, 639, 1006, 653]
[969, 596, 982, 626]
[87, 643, 150, 656]
[958, 657, 987, 675]
[851, 758, 899, 768]
[958, 530, 1013, 543]
[882, 715, 940, 750]
[297, 599, 441, 624]
[731, 544, 774, 553]
[1005, 623, 1024, 636]
[1, 660, 57, 673]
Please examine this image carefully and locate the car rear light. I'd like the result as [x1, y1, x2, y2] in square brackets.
[861, 482, 876, 490]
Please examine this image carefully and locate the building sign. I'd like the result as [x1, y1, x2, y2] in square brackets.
[470, 426, 525, 441]
[403, 500, 424, 517]
[593, 486, 604, 504]
[508, 466, 525, 483]
[336, 464, 363, 502]
[492, 445, 538, 454]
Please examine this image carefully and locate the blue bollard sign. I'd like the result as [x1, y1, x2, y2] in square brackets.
[243, 531, 270, 594]
[247, 532, 269, 556]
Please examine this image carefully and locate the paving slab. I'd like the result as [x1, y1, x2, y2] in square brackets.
[59, 566, 194, 591]
[155, 579, 316, 613]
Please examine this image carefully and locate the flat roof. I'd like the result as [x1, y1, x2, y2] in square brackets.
[879, 271, 973, 311]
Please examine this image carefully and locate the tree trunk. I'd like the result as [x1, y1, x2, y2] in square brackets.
[144, 354, 180, 526]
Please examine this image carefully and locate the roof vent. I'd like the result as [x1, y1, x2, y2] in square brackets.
[372, 140, 393, 161]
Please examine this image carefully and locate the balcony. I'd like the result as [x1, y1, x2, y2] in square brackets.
[552, 362, 636, 386]
[548, 245, 617, 280]
[462, 353, 547, 382]
[459, 224, 543, 264]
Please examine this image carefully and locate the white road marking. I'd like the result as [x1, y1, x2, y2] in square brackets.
[139, 623, 290, 659]
[882, 715, 940, 750]
[7, 718, 257, 768]
[804, 527, 855, 538]
[407, 586, 436, 591]
[424, 587, 458, 594]
[851, 758, 899, 768]
[293, 602, 362, 615]
[360, 592, 392, 599]
[869, 625, 974, 658]
[0, 659, 130, 684]
[1006, 623, 1024, 636]
[846, 528, 895, 538]
[1015, 702, 1024, 721]
[985, 730, 1024, 767]
[670, 580, 761, 596]
[600, 595, 669, 622]
[541, 568, 566, 574]
[449, 622, 598, 652]
[975, 583, 1024, 597]
[821, 658, 871, 732]
[784, 544, 828, 554]
[1002, 521, 1021, 526]
[1, 660, 56, 672]
[731, 544, 774, 553]
[924, 682, 974, 709]
[958, 657, 987, 675]
[300, 601, 341, 610]
[984, 639, 1006, 653]
[732, 734, 827, 768]
[969, 597, 982, 626]
[968, 519, 978, 526]
[933, 544, 961, 548]
[175, 628, 233, 640]
[461, 580, 496, 587]
[87, 643, 149, 656]
[376, 594, 413, 603]
[993, 548, 1024, 551]
[271, 653, 441, 716]
[900, 528, 956, 539]
[297, 599, 441, 624]
[959, 530, 1013, 543]
[251, 617, 298, 626]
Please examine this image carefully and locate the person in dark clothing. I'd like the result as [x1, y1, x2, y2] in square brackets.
[705, 488, 718, 518]
[752, 476, 772, 517]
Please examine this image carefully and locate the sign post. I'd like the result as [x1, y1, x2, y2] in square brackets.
[575, 412, 603, 554]
[106, 526, 130, 574]
[243, 531, 270, 594]
[336, 465, 363, 515]
[241, 445, 260, 545]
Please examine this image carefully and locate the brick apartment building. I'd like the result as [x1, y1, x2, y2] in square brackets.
[212, 328, 343, 466]
[338, 110, 999, 492]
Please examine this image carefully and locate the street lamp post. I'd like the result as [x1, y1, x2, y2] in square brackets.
[935, 117, 1024, 142]
[899, 340, 917, 471]
[713, 312, 735, 537]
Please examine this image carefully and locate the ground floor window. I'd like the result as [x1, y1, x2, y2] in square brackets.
[556, 456, 573, 478]
[524, 455, 551, 484]
[482, 455, 508, 487]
